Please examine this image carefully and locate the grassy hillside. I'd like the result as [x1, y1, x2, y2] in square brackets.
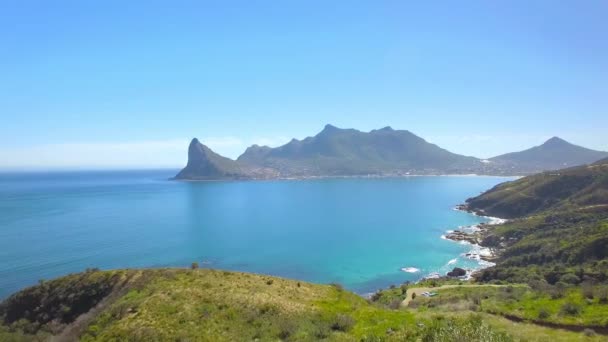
[465, 162, 608, 218]
[400, 283, 608, 341]
[474, 207, 608, 285]
[1, 268, 522, 342]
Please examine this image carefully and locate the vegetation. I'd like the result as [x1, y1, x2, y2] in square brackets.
[475, 208, 608, 285]
[1, 268, 545, 341]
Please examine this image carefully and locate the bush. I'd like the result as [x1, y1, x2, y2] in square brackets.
[560, 302, 580, 316]
[388, 299, 402, 310]
[550, 283, 567, 299]
[581, 282, 594, 299]
[190, 262, 199, 270]
[330, 314, 355, 332]
[559, 273, 580, 285]
[537, 308, 550, 320]
[596, 286, 608, 303]
[330, 283, 344, 292]
[400, 284, 408, 295]
[266, 279, 274, 285]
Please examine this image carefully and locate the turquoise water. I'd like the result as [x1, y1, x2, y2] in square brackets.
[0, 170, 511, 298]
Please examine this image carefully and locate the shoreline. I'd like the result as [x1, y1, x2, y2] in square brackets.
[172, 173, 518, 182]
[435, 204, 508, 280]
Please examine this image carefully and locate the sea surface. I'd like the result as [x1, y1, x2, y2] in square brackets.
[0, 170, 512, 299]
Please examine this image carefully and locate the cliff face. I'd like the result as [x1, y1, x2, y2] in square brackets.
[174, 138, 277, 180]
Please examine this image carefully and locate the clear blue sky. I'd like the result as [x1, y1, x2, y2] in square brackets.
[1, 1, 607, 169]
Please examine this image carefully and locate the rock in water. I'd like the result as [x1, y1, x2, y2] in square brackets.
[447, 267, 466, 277]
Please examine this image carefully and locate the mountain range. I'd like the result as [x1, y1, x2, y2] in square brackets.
[174, 125, 608, 180]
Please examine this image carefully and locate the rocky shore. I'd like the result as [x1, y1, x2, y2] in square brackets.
[444, 204, 509, 263]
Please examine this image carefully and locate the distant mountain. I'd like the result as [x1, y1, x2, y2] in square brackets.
[174, 138, 277, 180]
[237, 124, 483, 176]
[488, 137, 608, 174]
[465, 160, 608, 218]
[174, 127, 608, 180]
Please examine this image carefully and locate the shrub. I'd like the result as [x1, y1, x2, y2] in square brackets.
[559, 273, 580, 285]
[537, 308, 550, 320]
[596, 286, 608, 304]
[581, 282, 594, 299]
[190, 262, 199, 270]
[400, 284, 408, 295]
[550, 283, 567, 299]
[411, 292, 416, 300]
[330, 283, 344, 292]
[560, 302, 580, 316]
[388, 299, 402, 310]
[370, 291, 382, 302]
[277, 318, 296, 339]
[330, 314, 355, 332]
[266, 279, 274, 285]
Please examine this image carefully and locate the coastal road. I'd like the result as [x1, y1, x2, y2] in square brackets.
[401, 284, 516, 307]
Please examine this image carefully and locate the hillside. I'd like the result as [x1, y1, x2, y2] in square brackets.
[489, 137, 608, 175]
[465, 160, 608, 219]
[460, 159, 608, 286]
[0, 268, 522, 341]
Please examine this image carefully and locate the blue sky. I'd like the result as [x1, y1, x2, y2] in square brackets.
[1, 1, 607, 169]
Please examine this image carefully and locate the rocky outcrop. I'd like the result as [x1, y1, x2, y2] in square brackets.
[447, 267, 466, 277]
[174, 138, 278, 180]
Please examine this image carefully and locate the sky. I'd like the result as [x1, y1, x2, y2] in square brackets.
[1, 1, 607, 170]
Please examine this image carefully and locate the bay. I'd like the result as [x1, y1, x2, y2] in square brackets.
[0, 170, 511, 298]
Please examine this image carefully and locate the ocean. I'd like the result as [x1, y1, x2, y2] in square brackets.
[0, 170, 512, 298]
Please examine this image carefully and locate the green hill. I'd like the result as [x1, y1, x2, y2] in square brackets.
[1, 269, 519, 342]
[465, 160, 608, 219]
[462, 159, 608, 286]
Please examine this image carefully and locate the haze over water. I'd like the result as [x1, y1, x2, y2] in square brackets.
[0, 170, 511, 298]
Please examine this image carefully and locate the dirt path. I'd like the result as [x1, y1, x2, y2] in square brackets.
[401, 284, 511, 307]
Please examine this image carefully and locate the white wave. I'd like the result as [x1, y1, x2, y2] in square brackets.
[401, 267, 420, 273]
[423, 272, 441, 279]
[447, 258, 458, 265]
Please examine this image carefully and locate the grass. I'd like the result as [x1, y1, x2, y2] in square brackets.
[3, 268, 608, 341]
[405, 283, 608, 331]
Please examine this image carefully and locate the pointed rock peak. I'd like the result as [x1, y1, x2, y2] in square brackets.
[187, 138, 214, 159]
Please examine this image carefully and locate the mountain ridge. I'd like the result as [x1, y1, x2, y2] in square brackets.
[175, 125, 608, 180]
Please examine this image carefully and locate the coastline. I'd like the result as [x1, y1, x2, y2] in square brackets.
[172, 173, 517, 182]
[436, 204, 508, 280]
